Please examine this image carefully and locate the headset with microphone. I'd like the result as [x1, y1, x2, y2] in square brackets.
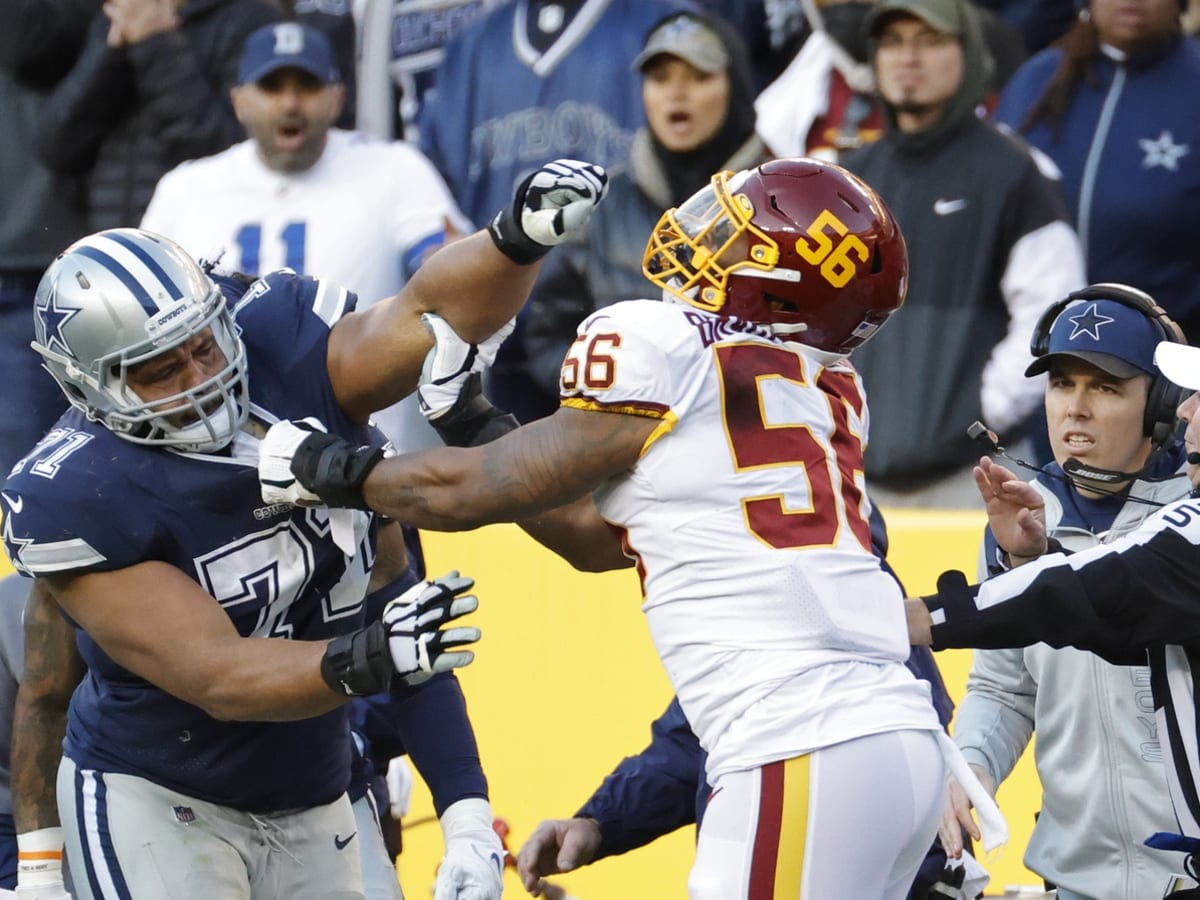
[968, 283, 1189, 500]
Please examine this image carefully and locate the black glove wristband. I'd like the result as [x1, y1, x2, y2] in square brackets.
[431, 372, 521, 448]
[292, 432, 384, 509]
[321, 620, 393, 696]
[487, 171, 550, 265]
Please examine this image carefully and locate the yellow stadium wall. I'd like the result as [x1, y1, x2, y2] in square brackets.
[0, 510, 1044, 897]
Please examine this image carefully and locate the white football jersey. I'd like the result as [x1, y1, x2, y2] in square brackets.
[142, 129, 469, 452]
[561, 300, 940, 780]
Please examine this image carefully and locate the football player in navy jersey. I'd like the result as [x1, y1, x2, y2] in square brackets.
[1, 159, 607, 900]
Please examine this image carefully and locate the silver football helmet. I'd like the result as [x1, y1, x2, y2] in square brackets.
[32, 228, 249, 452]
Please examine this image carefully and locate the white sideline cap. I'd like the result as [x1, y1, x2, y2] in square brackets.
[1155, 341, 1200, 391]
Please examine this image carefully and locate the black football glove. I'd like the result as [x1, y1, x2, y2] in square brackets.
[259, 418, 383, 510]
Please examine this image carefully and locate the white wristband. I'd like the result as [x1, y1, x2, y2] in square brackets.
[439, 797, 494, 840]
[17, 827, 64, 886]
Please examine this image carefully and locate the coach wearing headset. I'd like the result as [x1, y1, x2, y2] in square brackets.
[937, 284, 1196, 898]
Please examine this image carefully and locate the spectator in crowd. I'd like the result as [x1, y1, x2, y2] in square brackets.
[755, 0, 885, 162]
[33, 0, 282, 233]
[755, 0, 1024, 164]
[519, 10, 767, 405]
[141, 21, 467, 454]
[2, 159, 607, 899]
[417, 0, 694, 422]
[841, 0, 1085, 507]
[906, 333, 1200, 897]
[418, 0, 691, 229]
[994, 0, 1200, 343]
[352, 0, 792, 143]
[0, 0, 93, 475]
[260, 158, 1009, 899]
[943, 286, 1190, 900]
[287, 0, 357, 128]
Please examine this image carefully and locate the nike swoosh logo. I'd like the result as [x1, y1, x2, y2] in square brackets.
[1, 493, 21, 514]
[334, 832, 356, 850]
[473, 845, 505, 875]
[933, 198, 967, 215]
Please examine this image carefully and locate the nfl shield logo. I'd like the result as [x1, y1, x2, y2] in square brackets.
[173, 805, 196, 824]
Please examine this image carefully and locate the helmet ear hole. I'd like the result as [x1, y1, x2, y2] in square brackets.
[764, 292, 798, 315]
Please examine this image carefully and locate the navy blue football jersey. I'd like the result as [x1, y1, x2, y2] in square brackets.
[2, 271, 380, 812]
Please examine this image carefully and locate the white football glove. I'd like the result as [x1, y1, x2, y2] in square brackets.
[434, 798, 505, 900]
[518, 159, 608, 247]
[259, 417, 329, 506]
[384, 572, 481, 685]
[417, 313, 515, 422]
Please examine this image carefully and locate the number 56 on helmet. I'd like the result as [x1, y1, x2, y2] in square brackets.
[643, 157, 908, 355]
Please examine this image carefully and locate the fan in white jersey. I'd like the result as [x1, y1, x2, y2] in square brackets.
[260, 157, 1009, 900]
[141, 21, 470, 455]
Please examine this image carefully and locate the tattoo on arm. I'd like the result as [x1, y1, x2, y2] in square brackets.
[378, 408, 652, 528]
[13, 581, 85, 831]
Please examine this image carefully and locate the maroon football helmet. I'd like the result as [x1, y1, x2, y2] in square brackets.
[642, 158, 908, 354]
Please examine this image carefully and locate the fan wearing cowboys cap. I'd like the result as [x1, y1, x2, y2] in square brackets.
[943, 284, 1191, 900]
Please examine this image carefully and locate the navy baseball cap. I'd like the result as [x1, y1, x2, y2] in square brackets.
[237, 23, 340, 86]
[1025, 298, 1161, 379]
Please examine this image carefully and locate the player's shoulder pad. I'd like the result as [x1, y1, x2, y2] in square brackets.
[229, 269, 358, 326]
[575, 300, 695, 361]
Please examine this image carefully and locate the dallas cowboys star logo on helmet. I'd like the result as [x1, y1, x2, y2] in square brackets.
[1066, 302, 1115, 342]
[36, 288, 82, 357]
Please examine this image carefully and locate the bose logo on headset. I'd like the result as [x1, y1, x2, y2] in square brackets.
[1029, 283, 1187, 450]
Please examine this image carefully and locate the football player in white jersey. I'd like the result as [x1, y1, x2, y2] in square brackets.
[260, 158, 1008, 900]
[141, 21, 469, 455]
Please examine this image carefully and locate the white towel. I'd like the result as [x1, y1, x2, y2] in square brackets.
[936, 730, 1009, 852]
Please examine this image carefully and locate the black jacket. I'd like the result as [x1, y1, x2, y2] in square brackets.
[35, 0, 281, 231]
[0, 0, 94, 270]
[843, 116, 1072, 484]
